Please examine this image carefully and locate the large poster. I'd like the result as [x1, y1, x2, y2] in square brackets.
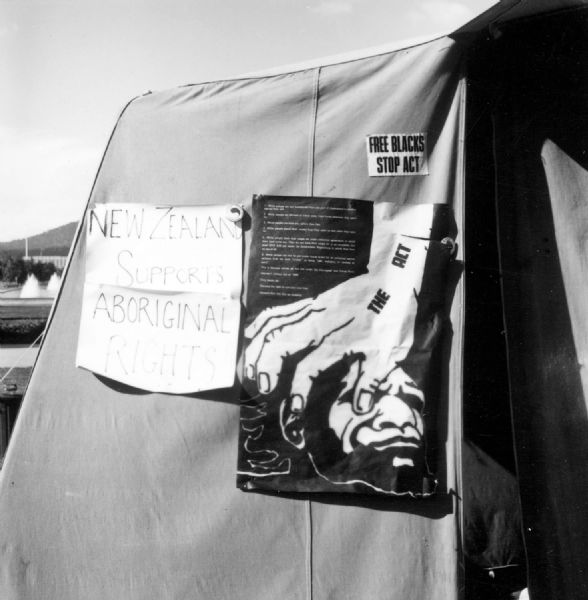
[76, 203, 243, 393]
[238, 196, 455, 496]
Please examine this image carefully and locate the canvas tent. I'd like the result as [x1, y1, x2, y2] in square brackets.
[1, 2, 588, 599]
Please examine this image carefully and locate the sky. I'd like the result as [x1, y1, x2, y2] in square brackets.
[0, 0, 495, 242]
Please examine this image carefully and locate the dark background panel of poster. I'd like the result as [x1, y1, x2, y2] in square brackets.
[246, 195, 373, 317]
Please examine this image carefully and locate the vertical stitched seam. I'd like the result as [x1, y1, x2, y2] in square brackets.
[305, 66, 320, 600]
[307, 68, 321, 197]
[305, 498, 313, 600]
[456, 71, 467, 600]
[491, 111, 531, 585]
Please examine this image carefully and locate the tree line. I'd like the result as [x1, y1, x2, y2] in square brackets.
[0, 256, 61, 284]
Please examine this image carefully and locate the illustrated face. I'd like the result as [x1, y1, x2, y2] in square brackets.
[328, 366, 425, 468]
[280, 359, 427, 493]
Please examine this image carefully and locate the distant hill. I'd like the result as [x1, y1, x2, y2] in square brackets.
[0, 222, 78, 259]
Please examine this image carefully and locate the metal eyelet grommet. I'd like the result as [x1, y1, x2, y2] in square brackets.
[440, 237, 456, 254]
[227, 204, 244, 223]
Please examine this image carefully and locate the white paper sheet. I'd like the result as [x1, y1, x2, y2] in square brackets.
[76, 203, 242, 393]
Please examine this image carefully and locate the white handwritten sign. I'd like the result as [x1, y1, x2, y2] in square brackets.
[76, 204, 243, 393]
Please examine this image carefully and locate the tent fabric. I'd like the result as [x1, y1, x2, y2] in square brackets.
[453, 0, 588, 36]
[542, 140, 588, 405]
[473, 10, 588, 598]
[461, 441, 526, 600]
[462, 440, 523, 569]
[0, 38, 466, 599]
[238, 0, 588, 79]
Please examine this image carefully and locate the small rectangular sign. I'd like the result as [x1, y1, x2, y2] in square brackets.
[366, 133, 428, 177]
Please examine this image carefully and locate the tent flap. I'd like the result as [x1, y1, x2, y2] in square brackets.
[0, 37, 466, 600]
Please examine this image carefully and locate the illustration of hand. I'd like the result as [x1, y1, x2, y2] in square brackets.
[243, 233, 450, 412]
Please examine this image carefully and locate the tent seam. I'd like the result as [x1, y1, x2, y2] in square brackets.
[305, 497, 313, 600]
[304, 66, 320, 600]
[456, 71, 468, 600]
[172, 35, 448, 89]
[307, 68, 320, 197]
[490, 111, 531, 587]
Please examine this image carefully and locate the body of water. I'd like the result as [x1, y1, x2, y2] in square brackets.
[0, 345, 39, 368]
